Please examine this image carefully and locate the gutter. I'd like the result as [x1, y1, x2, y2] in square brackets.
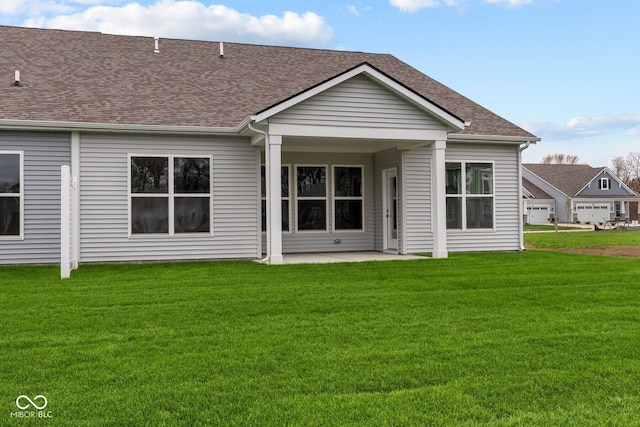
[0, 119, 245, 136]
[518, 141, 532, 251]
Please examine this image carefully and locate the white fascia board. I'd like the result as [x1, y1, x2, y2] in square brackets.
[448, 134, 541, 144]
[0, 119, 242, 136]
[267, 123, 448, 141]
[251, 64, 466, 131]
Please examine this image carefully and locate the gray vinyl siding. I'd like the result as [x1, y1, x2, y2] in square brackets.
[446, 143, 520, 252]
[579, 171, 635, 197]
[373, 148, 402, 252]
[403, 147, 434, 254]
[79, 134, 259, 263]
[271, 75, 444, 130]
[0, 131, 70, 264]
[263, 152, 375, 254]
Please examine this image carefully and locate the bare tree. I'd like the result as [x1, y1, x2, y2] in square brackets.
[612, 152, 640, 193]
[542, 153, 580, 164]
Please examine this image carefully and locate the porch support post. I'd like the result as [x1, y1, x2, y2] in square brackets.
[431, 140, 448, 258]
[267, 134, 283, 264]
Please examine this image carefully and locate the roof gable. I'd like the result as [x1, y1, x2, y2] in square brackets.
[255, 64, 465, 132]
[577, 168, 638, 197]
[0, 25, 537, 138]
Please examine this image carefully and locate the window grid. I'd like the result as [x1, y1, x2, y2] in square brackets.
[261, 165, 291, 233]
[445, 161, 495, 230]
[0, 151, 23, 239]
[295, 164, 328, 232]
[128, 154, 212, 236]
[332, 165, 364, 232]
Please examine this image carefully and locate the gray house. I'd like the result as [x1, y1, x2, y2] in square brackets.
[523, 164, 639, 224]
[0, 25, 539, 270]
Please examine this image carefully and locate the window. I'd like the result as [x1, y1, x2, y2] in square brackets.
[129, 155, 212, 235]
[0, 152, 22, 238]
[445, 162, 494, 230]
[599, 177, 611, 190]
[261, 165, 290, 232]
[296, 165, 327, 231]
[333, 166, 363, 231]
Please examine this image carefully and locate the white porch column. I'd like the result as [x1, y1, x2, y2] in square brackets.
[267, 134, 283, 264]
[431, 140, 448, 258]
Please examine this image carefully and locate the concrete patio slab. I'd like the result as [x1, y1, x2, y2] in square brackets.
[277, 251, 426, 265]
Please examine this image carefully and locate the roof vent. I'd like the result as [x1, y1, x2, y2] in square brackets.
[13, 70, 21, 87]
[154, 37, 159, 54]
[219, 42, 224, 58]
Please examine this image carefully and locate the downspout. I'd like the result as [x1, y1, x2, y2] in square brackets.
[248, 121, 270, 263]
[518, 141, 531, 251]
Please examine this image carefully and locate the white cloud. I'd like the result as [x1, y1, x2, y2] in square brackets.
[390, 0, 439, 13]
[347, 5, 360, 16]
[22, 1, 334, 48]
[523, 112, 640, 141]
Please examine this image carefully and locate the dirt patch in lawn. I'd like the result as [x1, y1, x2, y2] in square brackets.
[526, 244, 640, 258]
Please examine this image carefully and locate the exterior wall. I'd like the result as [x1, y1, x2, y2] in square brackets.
[273, 152, 375, 253]
[578, 170, 635, 197]
[522, 168, 572, 223]
[446, 143, 521, 252]
[79, 133, 259, 263]
[0, 131, 71, 264]
[270, 75, 445, 131]
[374, 148, 402, 252]
[402, 147, 434, 254]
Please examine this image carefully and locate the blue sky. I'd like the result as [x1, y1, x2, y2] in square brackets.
[1, 0, 638, 166]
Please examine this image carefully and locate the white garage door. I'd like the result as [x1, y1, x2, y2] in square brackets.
[576, 205, 610, 223]
[527, 206, 549, 224]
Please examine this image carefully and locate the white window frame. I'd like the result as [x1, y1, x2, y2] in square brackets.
[261, 164, 291, 233]
[332, 165, 365, 233]
[0, 151, 24, 240]
[445, 160, 495, 231]
[295, 164, 328, 233]
[600, 177, 610, 190]
[128, 154, 213, 237]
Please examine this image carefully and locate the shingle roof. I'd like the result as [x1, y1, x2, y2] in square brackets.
[0, 25, 536, 138]
[522, 177, 554, 199]
[523, 164, 601, 196]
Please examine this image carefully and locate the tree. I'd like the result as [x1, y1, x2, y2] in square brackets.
[542, 153, 580, 164]
[611, 152, 640, 193]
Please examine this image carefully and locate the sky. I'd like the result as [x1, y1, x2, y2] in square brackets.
[1, 0, 638, 167]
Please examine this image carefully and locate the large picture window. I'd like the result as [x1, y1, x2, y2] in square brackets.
[333, 166, 363, 231]
[261, 165, 290, 232]
[129, 155, 212, 235]
[296, 165, 327, 231]
[0, 152, 22, 238]
[446, 162, 494, 230]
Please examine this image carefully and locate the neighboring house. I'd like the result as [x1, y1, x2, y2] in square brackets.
[0, 26, 540, 269]
[523, 164, 640, 224]
[522, 178, 556, 224]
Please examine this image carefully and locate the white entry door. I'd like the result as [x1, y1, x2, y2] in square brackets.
[383, 169, 398, 251]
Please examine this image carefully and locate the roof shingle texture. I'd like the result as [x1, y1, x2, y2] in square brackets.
[523, 164, 601, 196]
[522, 177, 554, 199]
[0, 26, 535, 138]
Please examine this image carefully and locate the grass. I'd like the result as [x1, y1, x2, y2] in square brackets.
[525, 228, 640, 249]
[1, 250, 640, 426]
[523, 224, 579, 232]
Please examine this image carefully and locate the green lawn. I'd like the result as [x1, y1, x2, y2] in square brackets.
[523, 224, 579, 232]
[525, 229, 640, 249]
[2, 252, 640, 426]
